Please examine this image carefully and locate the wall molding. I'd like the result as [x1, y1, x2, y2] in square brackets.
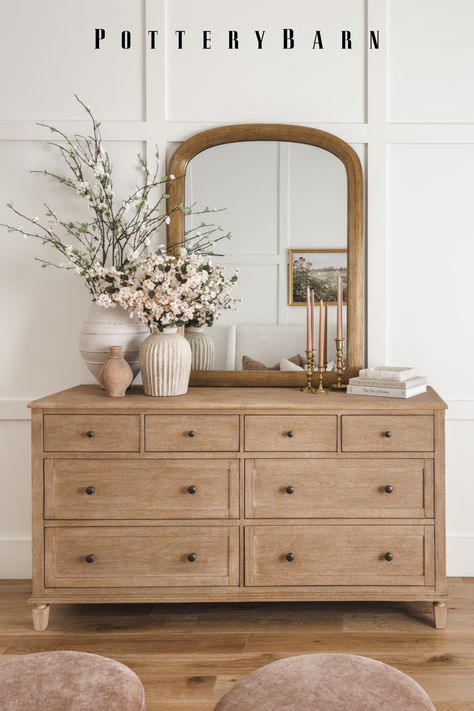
[0, 538, 32, 579]
[1, 398, 474, 420]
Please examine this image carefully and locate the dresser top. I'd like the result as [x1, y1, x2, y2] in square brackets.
[28, 384, 447, 411]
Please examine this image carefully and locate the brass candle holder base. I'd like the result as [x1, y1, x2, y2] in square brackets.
[315, 365, 327, 394]
[301, 350, 316, 393]
[331, 337, 347, 391]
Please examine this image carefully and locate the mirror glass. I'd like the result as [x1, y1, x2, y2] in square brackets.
[184, 140, 348, 372]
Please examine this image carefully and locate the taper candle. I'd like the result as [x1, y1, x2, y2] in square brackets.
[306, 286, 311, 352]
[318, 299, 324, 367]
[324, 301, 328, 364]
[336, 275, 343, 340]
[311, 289, 315, 350]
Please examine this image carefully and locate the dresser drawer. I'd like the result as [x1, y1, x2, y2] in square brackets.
[245, 459, 433, 519]
[244, 416, 337, 452]
[245, 525, 434, 587]
[342, 415, 434, 452]
[145, 415, 239, 452]
[45, 526, 239, 588]
[45, 459, 239, 520]
[43, 415, 140, 452]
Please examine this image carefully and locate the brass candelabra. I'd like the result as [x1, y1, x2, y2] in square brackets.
[331, 337, 347, 391]
[301, 350, 316, 393]
[301, 350, 327, 394]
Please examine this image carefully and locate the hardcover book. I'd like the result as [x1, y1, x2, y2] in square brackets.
[347, 384, 427, 399]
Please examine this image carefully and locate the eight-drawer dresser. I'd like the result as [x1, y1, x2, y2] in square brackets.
[28, 384, 448, 630]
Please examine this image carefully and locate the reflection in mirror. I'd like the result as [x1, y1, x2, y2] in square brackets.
[184, 141, 348, 372]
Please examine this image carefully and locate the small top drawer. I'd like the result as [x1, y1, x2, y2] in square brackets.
[145, 415, 239, 452]
[43, 415, 140, 452]
[244, 416, 337, 452]
[342, 415, 434, 452]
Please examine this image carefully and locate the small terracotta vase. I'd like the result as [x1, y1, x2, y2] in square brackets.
[98, 345, 134, 397]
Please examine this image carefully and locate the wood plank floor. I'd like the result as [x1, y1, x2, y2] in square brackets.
[1, 579, 474, 710]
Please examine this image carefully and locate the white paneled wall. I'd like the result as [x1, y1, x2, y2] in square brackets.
[0, 0, 473, 576]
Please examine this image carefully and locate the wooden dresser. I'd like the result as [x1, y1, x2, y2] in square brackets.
[28, 384, 447, 630]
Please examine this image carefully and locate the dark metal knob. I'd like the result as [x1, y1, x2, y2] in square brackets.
[85, 554, 95, 563]
[384, 431, 392, 438]
[287, 431, 294, 438]
[384, 552, 393, 561]
[286, 552, 295, 562]
[188, 430, 196, 438]
[285, 486, 295, 494]
[187, 553, 196, 562]
[384, 485, 393, 494]
[86, 431, 94, 438]
[187, 485, 197, 494]
[85, 486, 95, 496]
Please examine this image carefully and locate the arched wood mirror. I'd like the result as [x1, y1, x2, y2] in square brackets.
[167, 124, 363, 387]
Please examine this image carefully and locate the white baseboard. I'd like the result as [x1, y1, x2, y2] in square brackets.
[0, 536, 472, 580]
[446, 536, 474, 576]
[0, 539, 32, 579]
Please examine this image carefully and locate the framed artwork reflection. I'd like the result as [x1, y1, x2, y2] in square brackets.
[289, 249, 347, 306]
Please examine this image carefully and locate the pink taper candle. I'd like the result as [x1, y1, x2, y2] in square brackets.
[318, 299, 324, 367]
[336, 275, 343, 340]
[310, 290, 315, 350]
[306, 287, 311, 352]
[324, 301, 328, 364]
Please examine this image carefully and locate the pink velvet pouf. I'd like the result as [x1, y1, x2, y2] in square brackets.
[0, 651, 145, 711]
[214, 653, 436, 711]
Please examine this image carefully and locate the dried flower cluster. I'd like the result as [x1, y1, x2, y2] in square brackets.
[94, 247, 240, 331]
[1, 96, 232, 302]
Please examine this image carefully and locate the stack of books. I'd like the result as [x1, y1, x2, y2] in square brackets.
[347, 367, 427, 399]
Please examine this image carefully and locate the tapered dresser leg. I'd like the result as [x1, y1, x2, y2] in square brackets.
[32, 604, 50, 631]
[433, 601, 447, 629]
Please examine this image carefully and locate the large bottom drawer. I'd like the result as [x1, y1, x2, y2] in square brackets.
[245, 525, 434, 587]
[45, 526, 239, 588]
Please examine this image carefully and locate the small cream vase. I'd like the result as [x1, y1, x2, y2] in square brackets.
[139, 327, 192, 397]
[184, 327, 215, 370]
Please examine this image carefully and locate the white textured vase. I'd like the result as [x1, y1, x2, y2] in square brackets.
[139, 327, 192, 397]
[184, 327, 215, 371]
[79, 302, 149, 383]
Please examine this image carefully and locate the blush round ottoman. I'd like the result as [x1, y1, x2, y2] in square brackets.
[214, 653, 435, 711]
[0, 651, 145, 711]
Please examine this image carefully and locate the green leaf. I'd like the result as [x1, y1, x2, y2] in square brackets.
[148, 290, 155, 298]
[49, 127, 57, 133]
[105, 286, 117, 294]
[6, 202, 13, 209]
[41, 263, 48, 268]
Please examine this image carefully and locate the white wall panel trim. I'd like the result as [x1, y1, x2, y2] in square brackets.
[0, 539, 32, 579]
[366, 0, 388, 367]
[447, 537, 474, 577]
[0, 401, 31, 420]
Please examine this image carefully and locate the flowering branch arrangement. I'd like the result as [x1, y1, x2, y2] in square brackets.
[104, 248, 240, 331]
[1, 96, 232, 301]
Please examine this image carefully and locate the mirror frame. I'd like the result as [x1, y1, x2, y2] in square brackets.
[167, 124, 363, 387]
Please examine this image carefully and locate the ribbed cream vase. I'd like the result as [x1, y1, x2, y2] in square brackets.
[184, 327, 216, 370]
[139, 327, 192, 397]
